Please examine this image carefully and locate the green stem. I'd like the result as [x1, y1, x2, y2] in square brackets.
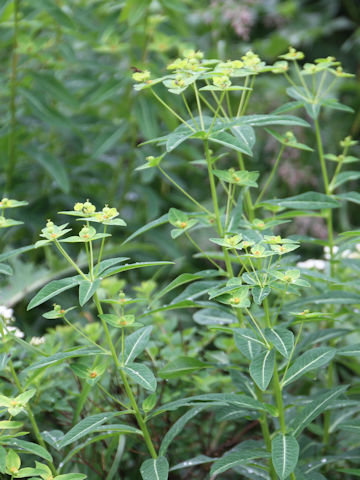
[181, 92, 199, 128]
[63, 314, 108, 353]
[54, 241, 88, 280]
[95, 225, 107, 276]
[6, 0, 19, 193]
[93, 293, 157, 459]
[185, 231, 224, 272]
[204, 140, 233, 276]
[273, 361, 286, 434]
[255, 145, 285, 205]
[157, 166, 212, 215]
[193, 83, 204, 130]
[151, 89, 195, 131]
[236, 76, 249, 117]
[256, 387, 277, 480]
[237, 153, 254, 221]
[240, 75, 255, 115]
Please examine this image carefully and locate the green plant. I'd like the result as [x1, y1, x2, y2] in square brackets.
[1, 45, 359, 480]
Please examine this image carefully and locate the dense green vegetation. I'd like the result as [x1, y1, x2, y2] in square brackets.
[0, 1, 360, 479]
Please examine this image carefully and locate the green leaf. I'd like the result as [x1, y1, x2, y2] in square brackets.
[252, 285, 271, 305]
[272, 434, 299, 479]
[54, 474, 87, 480]
[332, 171, 360, 189]
[166, 124, 196, 152]
[240, 113, 310, 127]
[265, 328, 294, 359]
[210, 446, 271, 476]
[124, 326, 153, 364]
[78, 279, 101, 306]
[159, 356, 208, 379]
[338, 420, 360, 433]
[336, 191, 360, 205]
[0, 263, 12, 275]
[170, 455, 213, 471]
[90, 124, 126, 160]
[151, 393, 277, 417]
[260, 192, 340, 210]
[27, 277, 80, 310]
[209, 131, 253, 155]
[337, 344, 360, 356]
[159, 406, 206, 456]
[24, 348, 107, 372]
[57, 412, 119, 448]
[102, 261, 173, 278]
[0, 245, 34, 262]
[193, 308, 236, 326]
[282, 347, 336, 387]
[95, 257, 130, 276]
[123, 214, 168, 244]
[249, 349, 275, 391]
[140, 457, 169, 480]
[153, 273, 204, 302]
[2, 439, 52, 462]
[234, 328, 265, 360]
[291, 386, 348, 436]
[17, 150, 68, 191]
[123, 363, 157, 392]
[320, 98, 354, 113]
[0, 420, 23, 429]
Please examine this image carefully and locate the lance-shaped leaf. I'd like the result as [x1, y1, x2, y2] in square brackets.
[291, 386, 348, 436]
[124, 326, 153, 364]
[234, 328, 265, 360]
[210, 446, 271, 476]
[170, 455, 213, 471]
[1, 439, 52, 462]
[249, 349, 275, 391]
[209, 131, 253, 156]
[272, 434, 299, 480]
[123, 363, 157, 392]
[78, 279, 101, 306]
[159, 406, 207, 456]
[141, 457, 169, 480]
[102, 261, 173, 278]
[159, 357, 208, 379]
[260, 192, 340, 210]
[265, 328, 294, 359]
[282, 347, 336, 387]
[28, 276, 80, 310]
[24, 348, 107, 372]
[57, 412, 119, 448]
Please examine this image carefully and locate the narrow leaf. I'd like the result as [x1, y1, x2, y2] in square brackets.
[272, 434, 299, 480]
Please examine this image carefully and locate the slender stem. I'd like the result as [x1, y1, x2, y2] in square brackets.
[314, 118, 329, 193]
[208, 90, 225, 134]
[294, 60, 310, 96]
[263, 298, 272, 328]
[6, 0, 19, 193]
[185, 231, 224, 272]
[225, 91, 233, 117]
[63, 314, 108, 353]
[256, 387, 277, 480]
[54, 241, 88, 280]
[255, 145, 285, 205]
[237, 153, 254, 221]
[89, 240, 94, 281]
[244, 308, 270, 347]
[93, 293, 157, 459]
[240, 75, 255, 115]
[236, 76, 249, 117]
[281, 322, 304, 386]
[181, 92, 199, 128]
[193, 83, 204, 130]
[97, 383, 130, 410]
[204, 140, 233, 276]
[151, 89, 195, 131]
[95, 225, 107, 276]
[273, 361, 286, 433]
[157, 166, 213, 215]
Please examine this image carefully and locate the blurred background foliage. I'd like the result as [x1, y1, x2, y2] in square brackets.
[0, 0, 359, 328]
